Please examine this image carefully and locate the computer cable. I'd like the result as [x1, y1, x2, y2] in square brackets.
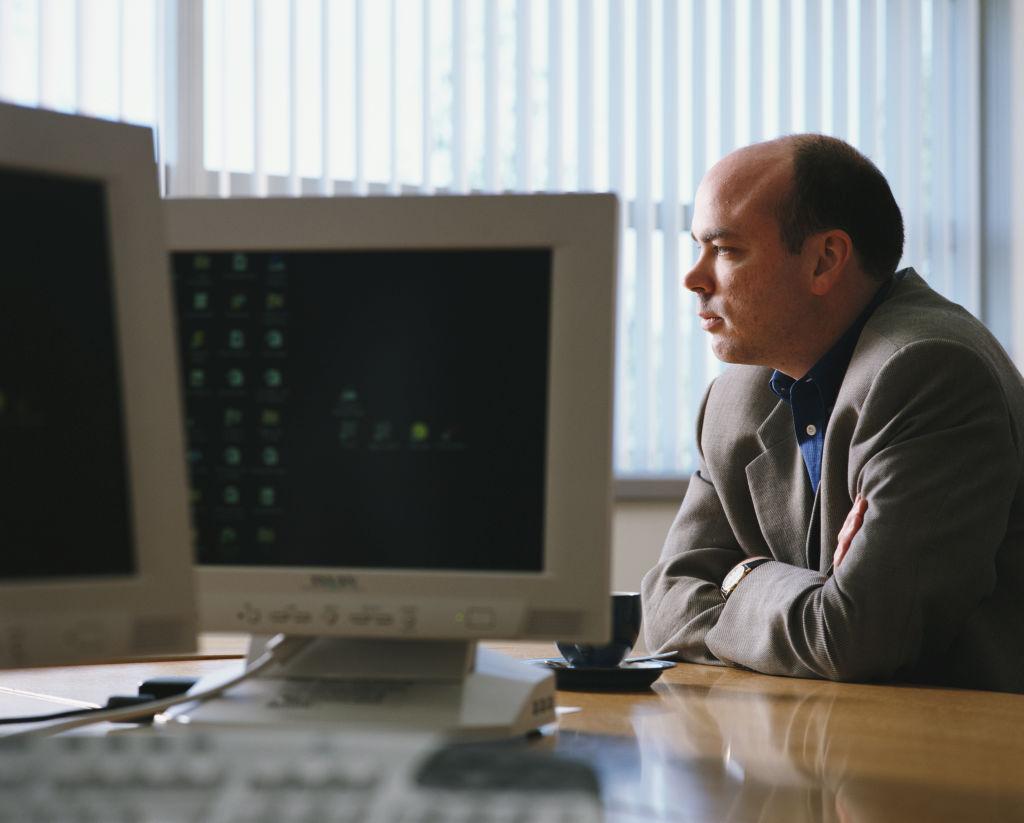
[6, 633, 313, 738]
[0, 695, 158, 726]
[0, 677, 204, 726]
[0, 708, 96, 725]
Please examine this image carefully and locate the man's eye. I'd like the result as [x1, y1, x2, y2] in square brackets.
[713, 245, 732, 255]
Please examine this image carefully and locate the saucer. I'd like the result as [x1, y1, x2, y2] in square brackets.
[539, 659, 675, 692]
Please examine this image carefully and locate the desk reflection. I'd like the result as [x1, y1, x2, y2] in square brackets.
[4, 646, 1022, 822]
[558, 670, 1024, 823]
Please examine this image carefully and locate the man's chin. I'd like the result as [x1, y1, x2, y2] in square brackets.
[710, 339, 739, 363]
[710, 339, 757, 367]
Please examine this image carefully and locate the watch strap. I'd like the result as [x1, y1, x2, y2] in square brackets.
[720, 557, 771, 600]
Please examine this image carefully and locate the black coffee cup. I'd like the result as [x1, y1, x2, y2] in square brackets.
[556, 592, 642, 668]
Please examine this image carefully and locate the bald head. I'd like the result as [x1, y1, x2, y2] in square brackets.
[702, 138, 795, 200]
[693, 138, 796, 249]
[685, 135, 902, 376]
[700, 135, 904, 282]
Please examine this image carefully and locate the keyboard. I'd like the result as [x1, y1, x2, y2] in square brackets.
[0, 727, 602, 822]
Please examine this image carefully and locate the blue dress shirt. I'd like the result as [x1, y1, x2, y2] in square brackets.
[769, 273, 900, 494]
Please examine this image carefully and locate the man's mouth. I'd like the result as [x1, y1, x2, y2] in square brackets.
[698, 311, 723, 331]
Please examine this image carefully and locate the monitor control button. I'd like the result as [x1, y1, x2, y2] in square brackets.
[399, 608, 417, 632]
[63, 622, 105, 652]
[465, 607, 496, 630]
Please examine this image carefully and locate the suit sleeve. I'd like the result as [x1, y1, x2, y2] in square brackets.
[641, 380, 749, 665]
[704, 340, 1019, 682]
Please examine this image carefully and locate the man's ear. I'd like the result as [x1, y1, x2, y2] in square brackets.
[809, 230, 853, 296]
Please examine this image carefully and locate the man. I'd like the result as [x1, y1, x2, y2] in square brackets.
[641, 134, 1024, 692]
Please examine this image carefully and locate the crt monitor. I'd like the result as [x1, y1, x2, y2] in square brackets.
[0, 103, 196, 668]
[163, 195, 616, 735]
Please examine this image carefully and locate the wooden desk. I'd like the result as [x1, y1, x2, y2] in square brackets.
[3, 638, 1023, 822]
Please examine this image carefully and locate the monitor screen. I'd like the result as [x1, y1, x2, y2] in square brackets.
[0, 167, 134, 580]
[164, 195, 614, 644]
[0, 102, 195, 669]
[172, 248, 552, 573]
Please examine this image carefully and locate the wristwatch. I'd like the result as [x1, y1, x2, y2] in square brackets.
[720, 557, 771, 600]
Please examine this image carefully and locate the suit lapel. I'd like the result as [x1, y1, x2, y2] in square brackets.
[816, 351, 868, 573]
[744, 400, 815, 565]
[818, 412, 856, 575]
[805, 484, 823, 569]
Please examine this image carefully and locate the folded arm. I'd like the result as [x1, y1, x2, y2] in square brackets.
[646, 342, 1019, 682]
[641, 384, 749, 665]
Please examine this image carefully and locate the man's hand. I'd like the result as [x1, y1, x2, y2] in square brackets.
[834, 495, 867, 568]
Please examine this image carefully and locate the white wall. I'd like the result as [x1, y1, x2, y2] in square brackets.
[610, 499, 679, 593]
[1013, 0, 1024, 367]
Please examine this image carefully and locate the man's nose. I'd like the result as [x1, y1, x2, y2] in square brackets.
[683, 252, 713, 294]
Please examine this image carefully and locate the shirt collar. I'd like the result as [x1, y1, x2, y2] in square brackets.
[769, 273, 899, 406]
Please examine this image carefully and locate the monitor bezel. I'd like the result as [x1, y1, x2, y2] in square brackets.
[0, 103, 196, 667]
[164, 194, 617, 643]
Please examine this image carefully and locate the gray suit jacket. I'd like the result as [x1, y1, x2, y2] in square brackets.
[642, 270, 1024, 692]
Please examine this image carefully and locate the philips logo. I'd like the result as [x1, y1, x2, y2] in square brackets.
[305, 574, 361, 592]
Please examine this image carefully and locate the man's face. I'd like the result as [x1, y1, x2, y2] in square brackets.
[685, 148, 815, 374]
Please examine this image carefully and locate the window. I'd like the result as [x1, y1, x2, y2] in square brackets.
[4, 0, 1018, 484]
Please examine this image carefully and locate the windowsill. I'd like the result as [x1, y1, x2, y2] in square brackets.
[614, 476, 689, 501]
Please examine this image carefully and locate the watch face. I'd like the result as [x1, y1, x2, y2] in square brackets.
[722, 564, 745, 593]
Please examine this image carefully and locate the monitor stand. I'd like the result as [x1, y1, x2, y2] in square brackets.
[170, 636, 557, 739]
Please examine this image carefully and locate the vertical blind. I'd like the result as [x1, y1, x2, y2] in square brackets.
[0, 0, 988, 479]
